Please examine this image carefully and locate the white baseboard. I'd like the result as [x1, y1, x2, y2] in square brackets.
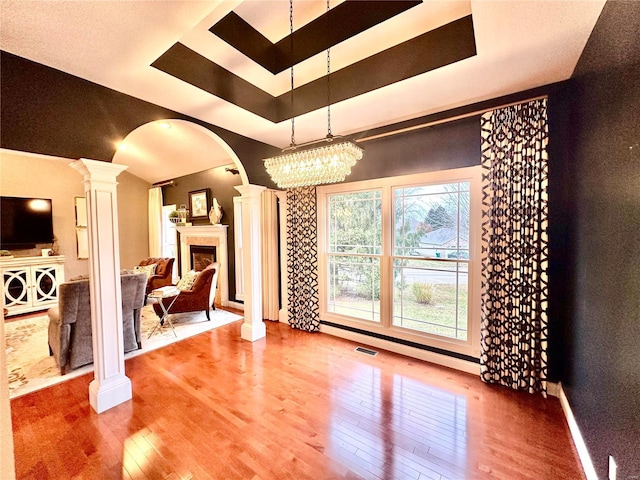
[226, 301, 244, 311]
[320, 324, 480, 375]
[558, 383, 598, 480]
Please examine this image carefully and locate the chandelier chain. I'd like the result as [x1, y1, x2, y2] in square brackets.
[262, 0, 363, 189]
[326, 0, 332, 138]
[289, 0, 295, 146]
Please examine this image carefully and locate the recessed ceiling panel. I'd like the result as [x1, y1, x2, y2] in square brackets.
[153, 15, 476, 123]
[210, 1, 422, 74]
[0, 0, 607, 154]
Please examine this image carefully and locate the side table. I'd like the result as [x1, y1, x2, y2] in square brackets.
[147, 286, 180, 338]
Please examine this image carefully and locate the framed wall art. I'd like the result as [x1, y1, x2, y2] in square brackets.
[188, 188, 210, 220]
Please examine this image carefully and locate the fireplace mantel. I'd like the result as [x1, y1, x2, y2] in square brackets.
[176, 225, 228, 306]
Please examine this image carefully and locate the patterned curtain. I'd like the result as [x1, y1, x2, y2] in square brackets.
[480, 98, 549, 395]
[286, 186, 320, 332]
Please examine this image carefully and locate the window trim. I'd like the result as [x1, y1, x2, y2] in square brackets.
[317, 166, 482, 359]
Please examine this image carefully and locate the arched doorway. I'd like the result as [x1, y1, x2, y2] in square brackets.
[111, 119, 265, 342]
[112, 119, 249, 186]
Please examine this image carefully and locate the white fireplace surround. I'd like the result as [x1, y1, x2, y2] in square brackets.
[176, 225, 228, 307]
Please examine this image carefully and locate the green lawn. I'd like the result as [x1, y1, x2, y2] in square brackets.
[327, 283, 467, 340]
[394, 283, 467, 340]
[328, 296, 380, 322]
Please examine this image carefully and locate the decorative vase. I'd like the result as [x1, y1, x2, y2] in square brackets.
[209, 198, 223, 225]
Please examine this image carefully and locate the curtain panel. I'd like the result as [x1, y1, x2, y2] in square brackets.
[148, 187, 163, 258]
[286, 186, 320, 332]
[261, 190, 280, 321]
[480, 98, 549, 395]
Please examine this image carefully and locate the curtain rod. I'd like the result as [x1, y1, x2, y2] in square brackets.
[150, 180, 175, 188]
[356, 94, 548, 143]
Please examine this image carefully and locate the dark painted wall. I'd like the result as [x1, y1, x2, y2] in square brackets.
[0, 51, 279, 187]
[0, 49, 278, 311]
[350, 117, 481, 181]
[557, 2, 640, 477]
[545, 83, 577, 386]
[162, 166, 242, 301]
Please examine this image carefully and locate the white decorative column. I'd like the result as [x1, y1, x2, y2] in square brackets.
[71, 159, 130, 414]
[274, 191, 289, 324]
[235, 184, 266, 341]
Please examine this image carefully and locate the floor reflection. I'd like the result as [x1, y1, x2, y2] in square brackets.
[329, 364, 468, 479]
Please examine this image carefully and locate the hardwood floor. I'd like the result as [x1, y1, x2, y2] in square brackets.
[11, 318, 584, 480]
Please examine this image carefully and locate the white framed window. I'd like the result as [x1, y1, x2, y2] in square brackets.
[317, 166, 482, 358]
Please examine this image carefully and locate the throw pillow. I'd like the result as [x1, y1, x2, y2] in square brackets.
[176, 270, 199, 291]
[133, 264, 157, 277]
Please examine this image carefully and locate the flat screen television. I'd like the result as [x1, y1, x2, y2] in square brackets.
[1, 196, 54, 248]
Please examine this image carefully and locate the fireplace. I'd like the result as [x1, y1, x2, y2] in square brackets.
[176, 225, 229, 307]
[191, 245, 216, 271]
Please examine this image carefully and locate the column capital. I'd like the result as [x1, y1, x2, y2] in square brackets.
[235, 184, 266, 199]
[70, 158, 128, 185]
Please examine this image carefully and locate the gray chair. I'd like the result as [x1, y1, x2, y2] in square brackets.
[47, 272, 147, 374]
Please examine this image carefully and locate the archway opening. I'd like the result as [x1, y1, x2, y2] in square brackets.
[112, 119, 249, 186]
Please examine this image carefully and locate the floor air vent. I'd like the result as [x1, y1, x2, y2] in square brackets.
[355, 346, 378, 357]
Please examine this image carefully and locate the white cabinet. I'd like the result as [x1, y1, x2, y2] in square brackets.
[1, 256, 65, 316]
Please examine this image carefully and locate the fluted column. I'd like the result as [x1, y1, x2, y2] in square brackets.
[71, 158, 130, 413]
[235, 184, 266, 341]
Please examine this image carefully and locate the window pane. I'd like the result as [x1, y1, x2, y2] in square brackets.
[394, 184, 469, 260]
[328, 190, 382, 254]
[328, 255, 380, 322]
[392, 258, 468, 340]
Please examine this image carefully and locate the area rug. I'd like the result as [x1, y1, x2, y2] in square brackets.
[4, 305, 242, 399]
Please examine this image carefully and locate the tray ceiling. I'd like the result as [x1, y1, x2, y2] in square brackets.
[1, 0, 606, 181]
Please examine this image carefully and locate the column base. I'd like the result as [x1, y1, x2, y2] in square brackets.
[89, 375, 132, 414]
[241, 321, 266, 342]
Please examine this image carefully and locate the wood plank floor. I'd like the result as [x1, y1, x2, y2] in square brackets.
[11, 316, 585, 480]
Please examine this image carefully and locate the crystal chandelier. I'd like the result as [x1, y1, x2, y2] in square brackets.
[264, 0, 363, 189]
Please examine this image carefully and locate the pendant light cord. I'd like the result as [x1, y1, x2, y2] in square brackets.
[289, 0, 295, 147]
[326, 0, 332, 139]
[288, 0, 333, 147]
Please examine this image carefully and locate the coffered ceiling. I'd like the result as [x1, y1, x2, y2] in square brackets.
[1, 0, 606, 180]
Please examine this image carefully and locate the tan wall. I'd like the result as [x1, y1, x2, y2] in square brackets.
[1, 150, 86, 278]
[117, 169, 150, 269]
[0, 149, 149, 277]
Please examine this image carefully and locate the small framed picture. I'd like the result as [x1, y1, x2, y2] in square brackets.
[188, 189, 210, 220]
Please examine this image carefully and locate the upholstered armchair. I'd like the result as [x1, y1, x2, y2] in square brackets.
[152, 263, 219, 321]
[137, 257, 175, 296]
[47, 272, 147, 375]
